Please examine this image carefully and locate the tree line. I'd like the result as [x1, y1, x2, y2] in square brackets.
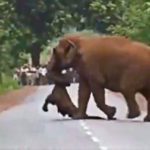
[0, 0, 150, 81]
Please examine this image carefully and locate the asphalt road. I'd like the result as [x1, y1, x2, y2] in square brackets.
[0, 84, 150, 150]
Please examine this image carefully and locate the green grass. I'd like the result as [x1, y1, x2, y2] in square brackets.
[0, 74, 20, 95]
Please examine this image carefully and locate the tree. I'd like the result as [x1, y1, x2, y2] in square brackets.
[109, 1, 150, 44]
[9, 0, 94, 66]
[1, 0, 150, 73]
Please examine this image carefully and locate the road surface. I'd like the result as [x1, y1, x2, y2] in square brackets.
[0, 84, 149, 150]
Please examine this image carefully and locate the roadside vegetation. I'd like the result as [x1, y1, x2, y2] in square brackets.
[0, 0, 150, 94]
[0, 74, 20, 95]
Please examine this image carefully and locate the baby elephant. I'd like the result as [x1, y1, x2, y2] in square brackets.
[42, 84, 77, 117]
[42, 84, 104, 120]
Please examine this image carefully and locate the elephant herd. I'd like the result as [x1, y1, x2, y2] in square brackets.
[42, 34, 150, 122]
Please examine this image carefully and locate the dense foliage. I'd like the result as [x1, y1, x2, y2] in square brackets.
[0, 0, 150, 82]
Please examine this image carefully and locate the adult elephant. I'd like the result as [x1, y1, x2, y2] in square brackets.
[47, 45, 116, 120]
[45, 53, 105, 120]
[48, 34, 150, 121]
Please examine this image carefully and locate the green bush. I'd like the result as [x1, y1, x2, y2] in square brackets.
[0, 74, 20, 95]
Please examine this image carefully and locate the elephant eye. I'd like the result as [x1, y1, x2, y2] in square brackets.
[64, 45, 71, 55]
[53, 48, 56, 54]
[53, 48, 59, 57]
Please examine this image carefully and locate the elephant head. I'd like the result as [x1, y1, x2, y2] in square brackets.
[46, 35, 82, 84]
[51, 37, 80, 70]
[46, 41, 78, 85]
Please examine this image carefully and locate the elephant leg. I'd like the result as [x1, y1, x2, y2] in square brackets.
[72, 77, 91, 119]
[123, 92, 140, 119]
[143, 90, 150, 122]
[144, 100, 150, 122]
[42, 94, 51, 112]
[89, 80, 116, 120]
[42, 89, 57, 112]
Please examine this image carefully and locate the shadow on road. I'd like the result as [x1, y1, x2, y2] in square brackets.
[51, 118, 149, 124]
[51, 117, 105, 122]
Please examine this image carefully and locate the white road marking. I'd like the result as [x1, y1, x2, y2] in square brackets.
[100, 146, 108, 150]
[79, 120, 85, 126]
[79, 120, 108, 150]
[85, 131, 92, 136]
[91, 136, 99, 143]
[83, 125, 89, 130]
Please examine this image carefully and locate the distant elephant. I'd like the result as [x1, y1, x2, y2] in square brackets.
[49, 34, 150, 121]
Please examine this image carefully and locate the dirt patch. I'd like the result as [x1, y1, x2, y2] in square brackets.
[0, 86, 37, 113]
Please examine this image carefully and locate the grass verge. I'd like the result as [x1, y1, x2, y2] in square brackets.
[0, 74, 20, 95]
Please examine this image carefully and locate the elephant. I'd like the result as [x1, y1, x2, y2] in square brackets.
[42, 84, 104, 120]
[42, 84, 77, 117]
[43, 56, 104, 120]
[48, 34, 150, 121]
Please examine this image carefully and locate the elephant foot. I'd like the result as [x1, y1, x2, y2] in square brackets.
[127, 109, 140, 119]
[42, 104, 48, 112]
[106, 106, 116, 120]
[59, 111, 67, 116]
[86, 115, 105, 120]
[108, 117, 117, 120]
[144, 115, 150, 122]
[72, 112, 87, 120]
[57, 107, 68, 116]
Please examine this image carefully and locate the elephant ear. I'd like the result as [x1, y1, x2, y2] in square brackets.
[64, 39, 80, 66]
[57, 36, 82, 69]
[47, 48, 60, 72]
[59, 39, 77, 53]
[65, 40, 77, 56]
